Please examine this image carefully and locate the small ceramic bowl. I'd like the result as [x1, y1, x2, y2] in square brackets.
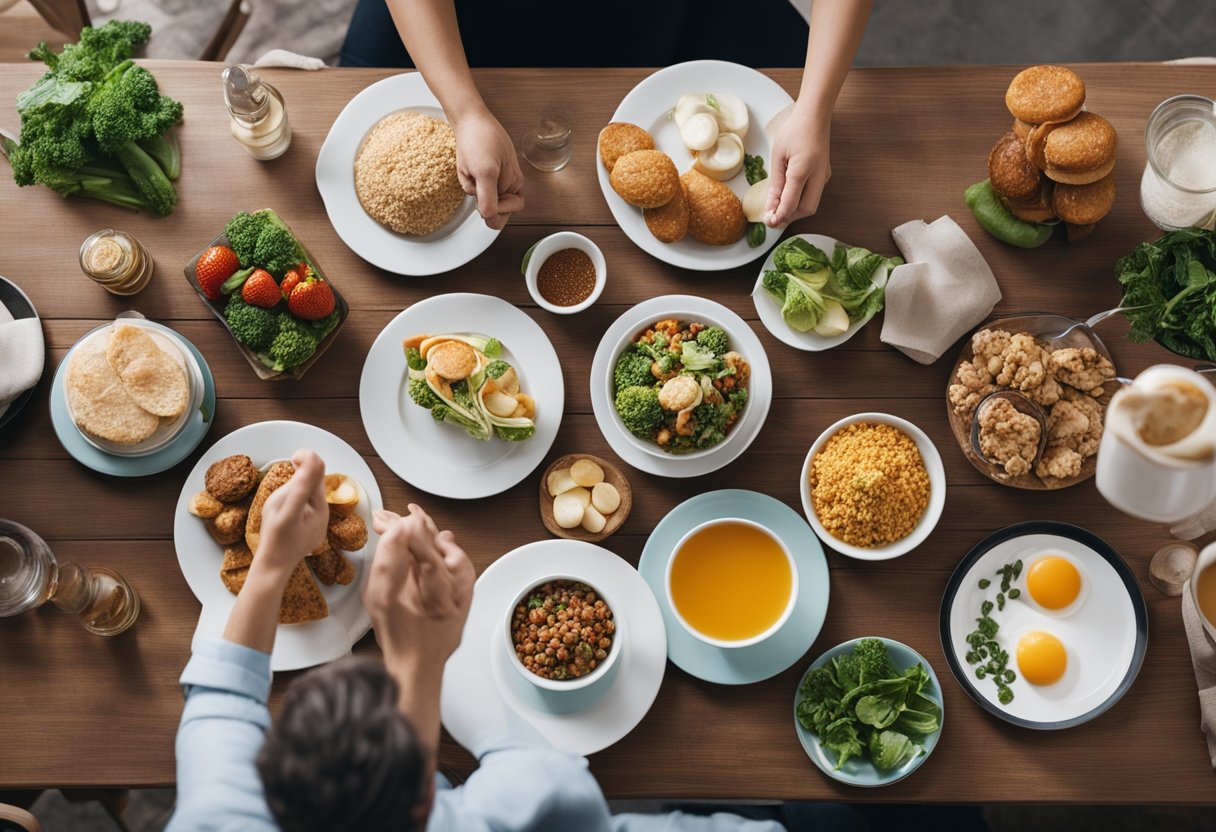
[523, 232, 606, 315]
[665, 517, 799, 649]
[503, 574, 624, 692]
[800, 413, 946, 561]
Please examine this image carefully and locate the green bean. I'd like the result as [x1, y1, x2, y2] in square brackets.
[964, 180, 1053, 248]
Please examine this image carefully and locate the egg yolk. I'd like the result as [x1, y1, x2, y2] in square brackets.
[1025, 555, 1082, 610]
[1016, 631, 1068, 686]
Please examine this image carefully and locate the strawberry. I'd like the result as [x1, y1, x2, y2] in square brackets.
[242, 268, 281, 309]
[288, 274, 336, 320]
[195, 245, 240, 300]
[279, 263, 311, 300]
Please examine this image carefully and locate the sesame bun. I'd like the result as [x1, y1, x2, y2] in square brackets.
[1005, 65, 1086, 124]
[1052, 173, 1115, 225]
[1043, 112, 1117, 184]
[988, 132, 1042, 200]
[1011, 118, 1034, 140]
[1024, 121, 1057, 171]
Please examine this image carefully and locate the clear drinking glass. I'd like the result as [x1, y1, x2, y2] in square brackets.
[520, 109, 574, 172]
[0, 519, 139, 636]
[1140, 94, 1216, 232]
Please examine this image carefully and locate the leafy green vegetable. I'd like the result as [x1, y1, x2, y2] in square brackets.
[746, 222, 766, 248]
[1117, 228, 1216, 360]
[822, 718, 865, 770]
[964, 560, 1024, 705]
[761, 237, 901, 334]
[964, 179, 1053, 248]
[869, 730, 920, 772]
[744, 154, 767, 186]
[678, 340, 718, 372]
[404, 347, 427, 372]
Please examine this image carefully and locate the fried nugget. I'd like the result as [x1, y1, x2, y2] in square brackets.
[642, 182, 690, 244]
[206, 517, 244, 546]
[188, 490, 224, 519]
[328, 512, 368, 552]
[598, 122, 654, 172]
[205, 455, 259, 503]
[681, 169, 747, 245]
[279, 561, 328, 624]
[245, 461, 295, 554]
[610, 150, 680, 209]
[218, 543, 253, 595]
[307, 544, 343, 586]
[213, 503, 249, 542]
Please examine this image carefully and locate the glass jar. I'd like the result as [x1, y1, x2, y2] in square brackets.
[1139, 94, 1216, 232]
[79, 230, 153, 296]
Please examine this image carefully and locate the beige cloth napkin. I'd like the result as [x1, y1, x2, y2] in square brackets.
[0, 311, 44, 419]
[253, 50, 327, 70]
[1182, 583, 1216, 768]
[880, 216, 1003, 364]
[1171, 504, 1216, 540]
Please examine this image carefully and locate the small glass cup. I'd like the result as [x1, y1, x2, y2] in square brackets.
[79, 230, 153, 296]
[520, 109, 573, 172]
[1140, 94, 1216, 232]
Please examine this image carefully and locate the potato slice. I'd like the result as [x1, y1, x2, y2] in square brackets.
[591, 482, 621, 515]
[570, 459, 604, 487]
[553, 492, 585, 529]
[564, 486, 591, 508]
[582, 505, 607, 534]
[547, 468, 577, 497]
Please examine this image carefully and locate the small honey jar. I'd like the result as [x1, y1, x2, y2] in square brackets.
[79, 230, 153, 296]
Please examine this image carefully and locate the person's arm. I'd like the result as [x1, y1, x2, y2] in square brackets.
[766, 0, 873, 226]
[384, 0, 524, 230]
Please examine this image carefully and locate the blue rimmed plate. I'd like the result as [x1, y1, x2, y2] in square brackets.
[939, 521, 1148, 730]
[638, 489, 829, 684]
[793, 637, 944, 787]
[50, 320, 215, 477]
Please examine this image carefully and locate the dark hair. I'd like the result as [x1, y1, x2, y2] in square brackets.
[257, 656, 426, 832]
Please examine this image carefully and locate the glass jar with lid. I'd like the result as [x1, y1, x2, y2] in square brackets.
[78, 229, 154, 295]
[1140, 94, 1216, 232]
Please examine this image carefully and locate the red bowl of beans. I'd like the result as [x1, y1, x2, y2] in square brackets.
[504, 576, 623, 691]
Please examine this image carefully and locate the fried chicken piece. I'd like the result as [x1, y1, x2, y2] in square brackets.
[1057, 392, 1104, 456]
[949, 357, 998, 418]
[328, 513, 368, 552]
[971, 329, 1014, 377]
[978, 398, 1042, 477]
[1036, 445, 1084, 480]
[212, 503, 249, 541]
[1025, 374, 1062, 407]
[188, 490, 223, 519]
[995, 334, 1048, 391]
[205, 454, 259, 503]
[1048, 347, 1116, 396]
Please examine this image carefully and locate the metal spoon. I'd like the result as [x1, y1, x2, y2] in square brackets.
[970, 390, 1049, 472]
[1041, 305, 1146, 347]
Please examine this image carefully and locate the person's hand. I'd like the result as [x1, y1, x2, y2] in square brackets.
[365, 504, 475, 668]
[255, 449, 328, 577]
[765, 101, 833, 226]
[452, 108, 525, 230]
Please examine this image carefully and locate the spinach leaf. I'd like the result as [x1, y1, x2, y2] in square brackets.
[869, 730, 920, 772]
[822, 717, 865, 770]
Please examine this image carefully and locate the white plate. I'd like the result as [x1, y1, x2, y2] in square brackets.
[596, 60, 793, 271]
[359, 293, 563, 499]
[751, 233, 892, 351]
[941, 524, 1148, 729]
[589, 295, 772, 478]
[315, 72, 500, 276]
[441, 539, 666, 756]
[173, 421, 383, 672]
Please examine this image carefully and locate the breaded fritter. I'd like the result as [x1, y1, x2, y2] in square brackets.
[328, 512, 369, 552]
[212, 503, 249, 541]
[610, 150, 680, 209]
[598, 122, 654, 172]
[681, 169, 747, 246]
[205, 454, 259, 503]
[188, 490, 224, 519]
[643, 182, 689, 243]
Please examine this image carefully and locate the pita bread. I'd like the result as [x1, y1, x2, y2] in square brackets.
[66, 345, 160, 445]
[105, 324, 189, 418]
[279, 561, 328, 624]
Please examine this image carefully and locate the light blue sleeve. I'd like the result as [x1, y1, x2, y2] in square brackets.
[612, 811, 786, 832]
[165, 638, 279, 832]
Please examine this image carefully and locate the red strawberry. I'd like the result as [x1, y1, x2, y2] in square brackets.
[279, 263, 310, 300]
[195, 245, 240, 300]
[288, 275, 336, 320]
[242, 268, 280, 308]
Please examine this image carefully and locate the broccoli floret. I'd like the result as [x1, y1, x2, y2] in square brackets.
[408, 376, 443, 409]
[268, 316, 319, 371]
[254, 223, 302, 276]
[485, 360, 511, 379]
[495, 424, 536, 442]
[404, 347, 426, 371]
[855, 638, 898, 684]
[27, 20, 150, 84]
[613, 351, 654, 391]
[695, 326, 730, 356]
[224, 211, 264, 265]
[614, 386, 663, 437]
[305, 308, 340, 341]
[224, 294, 280, 351]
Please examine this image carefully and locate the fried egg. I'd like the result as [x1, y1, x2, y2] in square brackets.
[1016, 630, 1068, 686]
[1025, 554, 1083, 613]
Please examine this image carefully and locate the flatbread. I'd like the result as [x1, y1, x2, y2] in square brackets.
[245, 462, 295, 554]
[106, 324, 189, 418]
[218, 543, 253, 595]
[66, 344, 160, 445]
[279, 561, 328, 624]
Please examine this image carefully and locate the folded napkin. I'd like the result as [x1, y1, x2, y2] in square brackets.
[1171, 503, 1216, 541]
[880, 216, 1003, 364]
[253, 50, 327, 71]
[0, 311, 44, 419]
[1182, 584, 1216, 768]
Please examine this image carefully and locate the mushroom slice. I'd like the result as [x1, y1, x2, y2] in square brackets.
[483, 389, 520, 418]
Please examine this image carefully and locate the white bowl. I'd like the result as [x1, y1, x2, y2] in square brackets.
[524, 232, 606, 315]
[665, 517, 799, 649]
[503, 574, 624, 692]
[800, 413, 946, 561]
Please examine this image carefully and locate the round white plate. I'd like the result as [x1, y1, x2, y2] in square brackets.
[596, 60, 793, 271]
[441, 539, 667, 756]
[751, 233, 892, 351]
[315, 72, 500, 276]
[173, 421, 383, 672]
[589, 295, 771, 478]
[940, 522, 1148, 729]
[359, 293, 563, 499]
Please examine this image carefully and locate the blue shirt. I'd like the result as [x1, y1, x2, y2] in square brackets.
[167, 638, 781, 832]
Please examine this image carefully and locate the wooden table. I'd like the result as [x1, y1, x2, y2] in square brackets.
[1, 61, 1214, 803]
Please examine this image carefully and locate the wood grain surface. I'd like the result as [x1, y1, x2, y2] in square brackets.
[1, 61, 1214, 802]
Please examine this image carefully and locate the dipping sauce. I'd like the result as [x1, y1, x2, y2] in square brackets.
[1196, 561, 1216, 627]
[79, 230, 153, 296]
[536, 248, 596, 307]
[670, 520, 792, 642]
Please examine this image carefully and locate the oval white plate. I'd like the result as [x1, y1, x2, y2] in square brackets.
[441, 539, 666, 756]
[589, 295, 772, 478]
[315, 72, 500, 276]
[751, 233, 891, 351]
[173, 421, 382, 672]
[359, 293, 564, 499]
[596, 60, 792, 271]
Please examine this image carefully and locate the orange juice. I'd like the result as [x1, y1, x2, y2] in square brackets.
[669, 520, 793, 642]
[1197, 561, 1216, 627]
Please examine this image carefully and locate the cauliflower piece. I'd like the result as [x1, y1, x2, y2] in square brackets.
[658, 375, 702, 412]
[995, 334, 1048, 391]
[977, 397, 1042, 477]
[1036, 445, 1084, 480]
[971, 329, 1014, 376]
[1048, 347, 1116, 396]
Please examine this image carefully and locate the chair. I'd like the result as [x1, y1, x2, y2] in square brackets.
[0, 802, 41, 832]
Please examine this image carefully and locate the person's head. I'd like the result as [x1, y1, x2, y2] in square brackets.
[257, 656, 429, 832]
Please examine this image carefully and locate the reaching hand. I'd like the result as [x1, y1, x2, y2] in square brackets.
[453, 109, 525, 230]
[256, 449, 328, 575]
[365, 504, 475, 667]
[765, 101, 833, 227]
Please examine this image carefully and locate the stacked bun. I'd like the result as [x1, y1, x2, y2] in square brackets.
[990, 66, 1117, 240]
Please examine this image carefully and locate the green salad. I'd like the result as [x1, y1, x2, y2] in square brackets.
[1118, 228, 1216, 360]
[796, 638, 941, 772]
